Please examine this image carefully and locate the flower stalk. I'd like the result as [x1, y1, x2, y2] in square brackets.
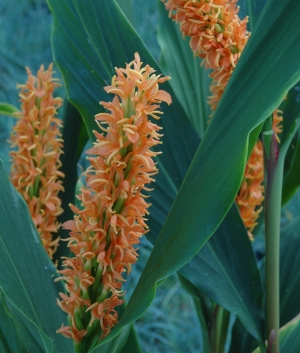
[265, 134, 281, 352]
[56, 53, 171, 350]
[264, 118, 300, 353]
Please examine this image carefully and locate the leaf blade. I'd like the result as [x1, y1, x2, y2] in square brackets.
[0, 160, 73, 352]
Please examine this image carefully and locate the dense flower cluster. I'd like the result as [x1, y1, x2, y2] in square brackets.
[56, 53, 171, 345]
[162, 0, 250, 111]
[10, 64, 64, 259]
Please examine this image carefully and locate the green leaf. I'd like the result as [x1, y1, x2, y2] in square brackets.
[179, 204, 264, 344]
[157, 1, 211, 137]
[0, 103, 20, 117]
[252, 314, 300, 353]
[243, 0, 300, 207]
[98, 0, 300, 347]
[178, 274, 213, 353]
[119, 324, 142, 353]
[179, 203, 265, 352]
[4, 305, 53, 353]
[229, 320, 258, 353]
[116, 0, 134, 25]
[0, 160, 73, 353]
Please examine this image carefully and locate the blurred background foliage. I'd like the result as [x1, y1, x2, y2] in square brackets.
[1, 0, 300, 352]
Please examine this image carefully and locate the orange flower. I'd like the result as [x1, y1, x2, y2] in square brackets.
[56, 53, 171, 346]
[162, 0, 250, 111]
[235, 141, 264, 240]
[272, 109, 283, 142]
[9, 64, 64, 259]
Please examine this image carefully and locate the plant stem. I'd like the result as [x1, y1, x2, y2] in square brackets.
[265, 134, 281, 353]
[210, 303, 230, 353]
[74, 342, 82, 353]
[264, 119, 300, 353]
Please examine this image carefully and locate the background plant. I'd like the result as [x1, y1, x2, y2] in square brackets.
[1, 0, 300, 352]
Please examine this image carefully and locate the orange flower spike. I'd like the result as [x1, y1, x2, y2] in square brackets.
[10, 64, 64, 259]
[56, 53, 171, 346]
[162, 0, 250, 111]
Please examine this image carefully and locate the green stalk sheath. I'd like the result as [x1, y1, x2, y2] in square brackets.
[265, 134, 281, 353]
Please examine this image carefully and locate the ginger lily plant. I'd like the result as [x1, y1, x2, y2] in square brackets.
[1, 0, 300, 352]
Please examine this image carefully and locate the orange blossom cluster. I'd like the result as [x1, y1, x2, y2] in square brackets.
[10, 64, 64, 258]
[56, 53, 171, 344]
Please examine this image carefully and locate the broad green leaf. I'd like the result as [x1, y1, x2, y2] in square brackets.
[0, 102, 20, 117]
[157, 1, 211, 137]
[97, 0, 300, 347]
[0, 160, 73, 353]
[245, 0, 300, 208]
[179, 204, 264, 344]
[119, 325, 142, 353]
[252, 314, 300, 353]
[154, 200, 264, 351]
